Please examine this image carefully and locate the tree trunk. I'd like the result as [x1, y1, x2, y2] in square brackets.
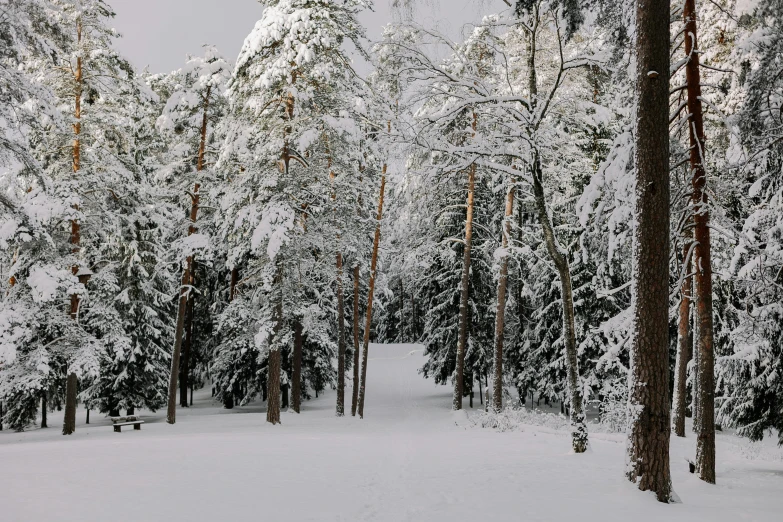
[267, 268, 284, 425]
[62, 373, 77, 435]
[683, 0, 716, 485]
[672, 239, 692, 437]
[351, 266, 361, 416]
[180, 281, 195, 408]
[166, 263, 191, 424]
[492, 178, 515, 412]
[63, 19, 86, 437]
[453, 112, 478, 412]
[168, 85, 210, 425]
[292, 320, 303, 413]
[86, 409, 89, 424]
[531, 154, 587, 453]
[358, 169, 387, 419]
[627, 0, 673, 501]
[41, 393, 47, 428]
[336, 251, 347, 416]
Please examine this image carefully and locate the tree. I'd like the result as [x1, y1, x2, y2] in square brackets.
[626, 0, 673, 503]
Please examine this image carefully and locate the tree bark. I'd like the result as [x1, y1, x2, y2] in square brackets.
[492, 178, 515, 412]
[292, 319, 303, 413]
[167, 84, 210, 425]
[453, 113, 478, 411]
[336, 252, 347, 416]
[180, 277, 195, 408]
[166, 184, 200, 425]
[351, 266, 361, 416]
[531, 154, 587, 453]
[41, 392, 47, 428]
[357, 169, 387, 418]
[266, 267, 284, 425]
[672, 240, 692, 437]
[627, 0, 673, 501]
[63, 18, 84, 437]
[684, 0, 716, 484]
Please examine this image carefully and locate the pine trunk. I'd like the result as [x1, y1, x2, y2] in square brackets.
[292, 320, 303, 413]
[267, 349, 282, 424]
[267, 268, 284, 425]
[180, 282, 194, 408]
[167, 87, 210, 425]
[357, 169, 387, 419]
[229, 267, 239, 301]
[453, 112, 478, 411]
[351, 266, 361, 416]
[63, 19, 83, 437]
[684, 0, 716, 484]
[672, 240, 692, 437]
[492, 179, 515, 412]
[626, 0, 672, 501]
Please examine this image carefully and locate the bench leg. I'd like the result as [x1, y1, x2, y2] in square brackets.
[114, 425, 121, 433]
[134, 423, 141, 430]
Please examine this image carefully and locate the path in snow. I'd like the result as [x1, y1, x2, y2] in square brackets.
[1, 343, 781, 521]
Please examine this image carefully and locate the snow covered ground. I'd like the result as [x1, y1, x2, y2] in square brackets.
[1, 344, 782, 521]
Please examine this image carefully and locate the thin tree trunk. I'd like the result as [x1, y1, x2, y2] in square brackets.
[167, 85, 210, 425]
[166, 184, 200, 425]
[351, 266, 361, 416]
[336, 251, 347, 416]
[692, 291, 700, 432]
[492, 178, 515, 412]
[63, 18, 84, 437]
[453, 112, 478, 411]
[357, 169, 387, 419]
[673, 240, 692, 437]
[180, 280, 194, 407]
[531, 154, 587, 453]
[41, 393, 47, 428]
[86, 409, 89, 424]
[292, 320, 303, 413]
[627, 0, 672, 501]
[683, 0, 716, 485]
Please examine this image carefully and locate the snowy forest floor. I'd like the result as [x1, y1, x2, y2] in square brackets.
[1, 344, 782, 521]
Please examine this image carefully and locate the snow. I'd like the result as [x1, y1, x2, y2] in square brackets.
[1, 344, 781, 521]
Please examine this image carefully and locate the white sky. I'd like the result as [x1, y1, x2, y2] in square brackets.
[109, 0, 511, 74]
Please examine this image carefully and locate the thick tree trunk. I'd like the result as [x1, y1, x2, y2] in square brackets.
[292, 320, 303, 413]
[267, 349, 282, 424]
[453, 113, 478, 411]
[531, 155, 587, 453]
[672, 240, 692, 437]
[627, 0, 673, 502]
[683, 0, 716, 485]
[63, 19, 84, 437]
[357, 169, 387, 418]
[492, 179, 515, 412]
[62, 373, 77, 435]
[267, 268, 284, 425]
[351, 266, 361, 416]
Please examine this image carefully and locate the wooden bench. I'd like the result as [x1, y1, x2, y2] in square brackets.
[110, 415, 145, 433]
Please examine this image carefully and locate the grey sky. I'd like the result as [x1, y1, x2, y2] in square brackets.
[109, 0, 511, 74]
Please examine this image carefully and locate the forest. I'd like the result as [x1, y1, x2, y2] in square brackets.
[1, 0, 783, 512]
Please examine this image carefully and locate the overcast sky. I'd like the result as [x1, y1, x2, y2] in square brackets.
[109, 0, 510, 74]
